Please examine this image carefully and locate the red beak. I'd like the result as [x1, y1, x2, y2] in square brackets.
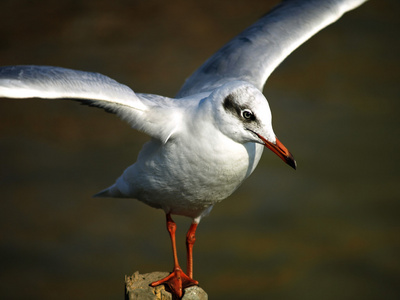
[257, 134, 297, 170]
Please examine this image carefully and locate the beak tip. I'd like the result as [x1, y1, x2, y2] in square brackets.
[290, 159, 297, 170]
[287, 155, 297, 170]
[262, 135, 297, 170]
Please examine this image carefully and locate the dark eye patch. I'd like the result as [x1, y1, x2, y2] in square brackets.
[223, 94, 256, 123]
[223, 94, 240, 116]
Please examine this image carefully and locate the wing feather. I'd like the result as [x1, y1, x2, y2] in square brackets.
[0, 65, 180, 142]
[177, 0, 367, 97]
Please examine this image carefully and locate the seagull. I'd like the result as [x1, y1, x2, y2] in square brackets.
[0, 0, 367, 298]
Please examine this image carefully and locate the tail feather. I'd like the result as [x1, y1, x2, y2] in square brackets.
[93, 185, 125, 198]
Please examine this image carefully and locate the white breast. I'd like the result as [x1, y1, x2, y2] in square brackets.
[117, 129, 264, 218]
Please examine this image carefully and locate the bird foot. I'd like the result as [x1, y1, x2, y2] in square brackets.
[150, 267, 198, 299]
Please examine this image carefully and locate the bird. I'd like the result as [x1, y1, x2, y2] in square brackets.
[0, 0, 367, 298]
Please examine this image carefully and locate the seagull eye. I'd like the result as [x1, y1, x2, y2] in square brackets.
[242, 109, 254, 120]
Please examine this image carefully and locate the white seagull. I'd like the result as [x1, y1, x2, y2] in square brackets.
[0, 0, 367, 298]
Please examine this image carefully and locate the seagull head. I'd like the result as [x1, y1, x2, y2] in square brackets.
[209, 81, 296, 170]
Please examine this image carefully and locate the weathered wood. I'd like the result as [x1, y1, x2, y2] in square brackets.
[125, 271, 208, 300]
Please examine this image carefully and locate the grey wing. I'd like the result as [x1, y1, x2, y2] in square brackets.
[177, 0, 367, 98]
[0, 65, 180, 143]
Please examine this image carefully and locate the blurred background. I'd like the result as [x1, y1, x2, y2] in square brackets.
[0, 0, 399, 299]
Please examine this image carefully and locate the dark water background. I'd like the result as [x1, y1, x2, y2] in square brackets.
[0, 0, 399, 299]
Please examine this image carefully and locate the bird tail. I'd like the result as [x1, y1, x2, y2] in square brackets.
[93, 184, 125, 198]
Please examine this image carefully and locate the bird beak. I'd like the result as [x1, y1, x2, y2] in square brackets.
[256, 134, 297, 170]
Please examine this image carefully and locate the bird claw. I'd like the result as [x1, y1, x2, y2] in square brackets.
[151, 267, 198, 299]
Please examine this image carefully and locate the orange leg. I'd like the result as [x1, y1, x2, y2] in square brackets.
[151, 214, 198, 298]
[186, 222, 198, 278]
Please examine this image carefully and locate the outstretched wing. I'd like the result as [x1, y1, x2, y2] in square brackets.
[177, 0, 367, 97]
[0, 65, 180, 143]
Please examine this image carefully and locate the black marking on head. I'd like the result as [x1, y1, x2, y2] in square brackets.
[223, 94, 240, 115]
[223, 94, 257, 123]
